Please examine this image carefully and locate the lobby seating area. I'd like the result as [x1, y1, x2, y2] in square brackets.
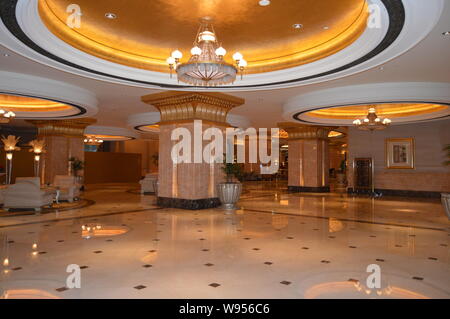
[3, 177, 55, 212]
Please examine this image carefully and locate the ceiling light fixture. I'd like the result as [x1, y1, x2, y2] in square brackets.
[353, 107, 391, 131]
[166, 17, 246, 86]
[84, 136, 104, 146]
[105, 13, 117, 19]
[259, 0, 271, 6]
[443, 31, 450, 36]
[293, 23, 303, 29]
[0, 109, 16, 124]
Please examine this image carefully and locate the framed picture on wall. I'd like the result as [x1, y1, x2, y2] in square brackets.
[385, 138, 415, 169]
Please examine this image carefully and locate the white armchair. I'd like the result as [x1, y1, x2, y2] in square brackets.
[139, 173, 158, 194]
[3, 177, 56, 211]
[53, 175, 80, 203]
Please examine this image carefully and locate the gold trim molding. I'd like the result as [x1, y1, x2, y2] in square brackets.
[28, 118, 97, 138]
[278, 122, 336, 140]
[141, 91, 244, 124]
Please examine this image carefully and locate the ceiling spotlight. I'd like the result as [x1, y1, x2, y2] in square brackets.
[259, 0, 271, 6]
[293, 23, 303, 29]
[323, 26, 330, 30]
[443, 31, 450, 36]
[105, 13, 117, 19]
[3, 53, 9, 57]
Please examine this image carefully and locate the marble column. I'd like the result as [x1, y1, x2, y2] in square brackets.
[279, 123, 335, 193]
[141, 92, 244, 210]
[28, 119, 96, 184]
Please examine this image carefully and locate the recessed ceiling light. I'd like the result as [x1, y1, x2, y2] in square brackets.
[443, 31, 450, 36]
[3, 53, 9, 57]
[105, 13, 117, 19]
[323, 26, 329, 30]
[259, 0, 271, 6]
[293, 23, 303, 29]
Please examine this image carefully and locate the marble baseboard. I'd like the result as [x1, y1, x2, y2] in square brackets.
[157, 197, 221, 210]
[347, 188, 442, 198]
[288, 186, 330, 193]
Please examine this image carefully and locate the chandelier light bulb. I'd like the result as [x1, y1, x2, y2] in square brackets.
[166, 56, 175, 65]
[368, 108, 376, 113]
[238, 59, 248, 68]
[363, 118, 369, 123]
[3, 258, 9, 267]
[171, 50, 183, 60]
[215, 47, 226, 57]
[191, 46, 202, 56]
[233, 52, 243, 62]
[375, 118, 381, 122]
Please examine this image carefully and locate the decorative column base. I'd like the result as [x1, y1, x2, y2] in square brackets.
[157, 197, 221, 210]
[288, 186, 330, 193]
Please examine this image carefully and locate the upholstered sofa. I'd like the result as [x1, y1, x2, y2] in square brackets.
[53, 175, 80, 203]
[3, 177, 56, 211]
[139, 173, 158, 194]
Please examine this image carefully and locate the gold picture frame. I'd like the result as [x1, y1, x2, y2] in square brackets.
[385, 138, 415, 169]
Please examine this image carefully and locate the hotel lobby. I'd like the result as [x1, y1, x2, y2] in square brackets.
[0, 0, 449, 302]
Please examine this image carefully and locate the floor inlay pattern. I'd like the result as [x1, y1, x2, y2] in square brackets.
[0, 183, 449, 299]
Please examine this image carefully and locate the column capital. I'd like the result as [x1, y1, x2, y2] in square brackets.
[27, 118, 97, 138]
[278, 122, 337, 140]
[141, 91, 244, 125]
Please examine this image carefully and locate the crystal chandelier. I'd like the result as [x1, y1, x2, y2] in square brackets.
[166, 17, 247, 86]
[353, 107, 391, 131]
[84, 136, 104, 146]
[0, 109, 16, 124]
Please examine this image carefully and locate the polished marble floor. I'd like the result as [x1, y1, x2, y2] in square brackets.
[0, 182, 449, 299]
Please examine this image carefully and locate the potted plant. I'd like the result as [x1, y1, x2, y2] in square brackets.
[217, 157, 244, 210]
[336, 159, 347, 185]
[69, 157, 84, 188]
[441, 145, 450, 220]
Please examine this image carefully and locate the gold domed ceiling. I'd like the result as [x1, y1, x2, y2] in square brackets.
[39, 0, 368, 74]
[306, 103, 448, 119]
[0, 93, 81, 117]
[297, 103, 450, 124]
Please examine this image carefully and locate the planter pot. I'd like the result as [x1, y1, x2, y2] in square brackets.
[336, 173, 346, 185]
[217, 182, 242, 210]
[441, 193, 450, 220]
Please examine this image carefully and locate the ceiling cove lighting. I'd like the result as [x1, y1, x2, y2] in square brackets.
[353, 107, 391, 131]
[166, 17, 246, 86]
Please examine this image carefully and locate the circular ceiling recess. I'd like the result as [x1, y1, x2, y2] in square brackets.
[295, 103, 450, 125]
[0, 93, 85, 118]
[5, 0, 444, 90]
[38, 0, 368, 74]
[84, 125, 139, 140]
